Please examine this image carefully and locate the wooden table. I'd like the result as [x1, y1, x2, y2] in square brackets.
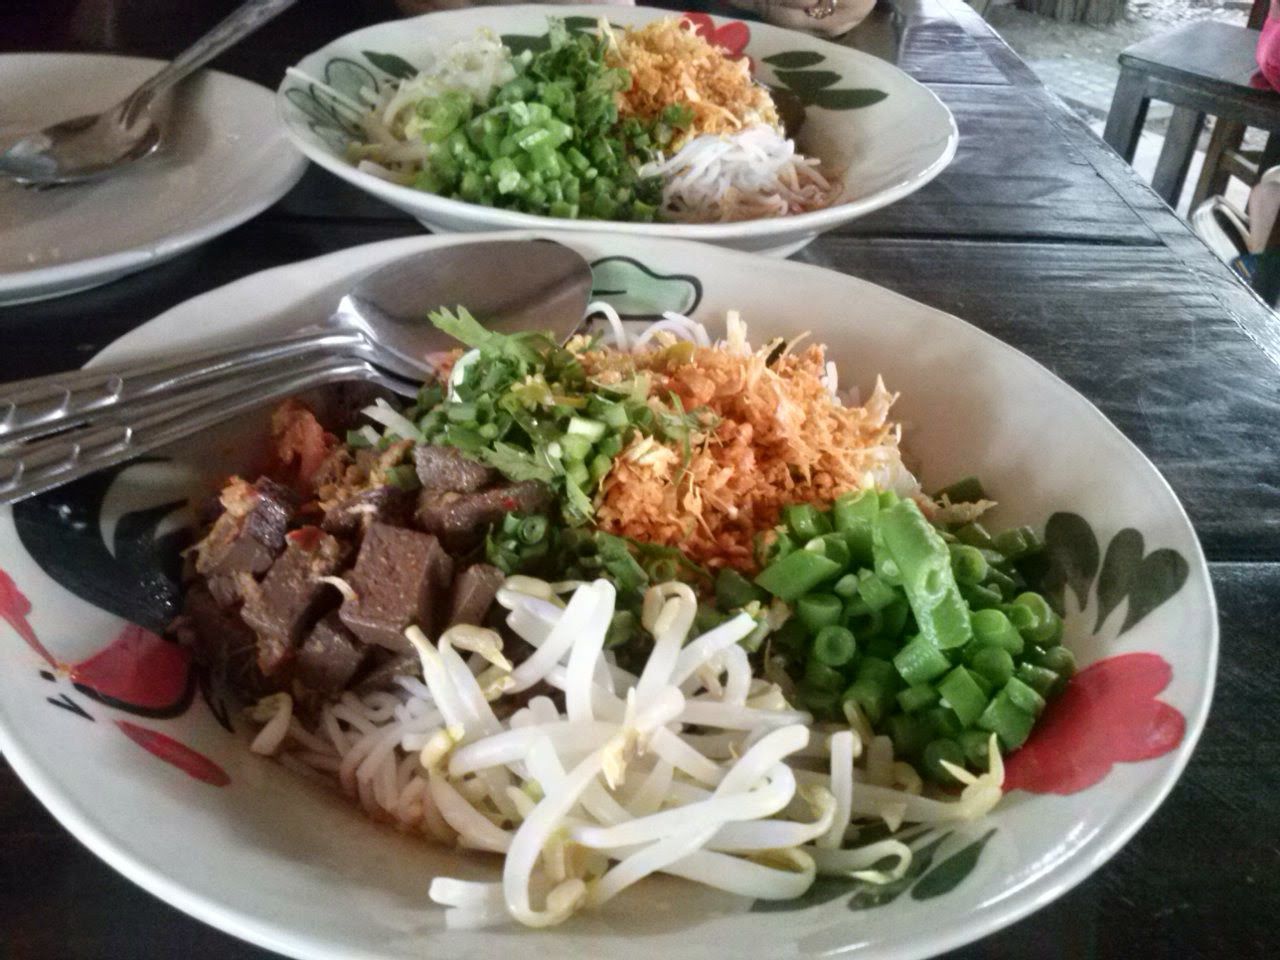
[3, 1, 1278, 957]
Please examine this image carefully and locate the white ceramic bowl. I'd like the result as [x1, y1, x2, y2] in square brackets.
[276, 6, 957, 256]
[0, 232, 1214, 960]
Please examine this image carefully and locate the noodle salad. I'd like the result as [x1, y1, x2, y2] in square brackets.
[326, 17, 840, 224]
[181, 306, 1077, 930]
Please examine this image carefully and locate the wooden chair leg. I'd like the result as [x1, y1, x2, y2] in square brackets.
[1190, 119, 1245, 211]
[1259, 131, 1280, 175]
[1150, 106, 1205, 207]
[1103, 67, 1150, 163]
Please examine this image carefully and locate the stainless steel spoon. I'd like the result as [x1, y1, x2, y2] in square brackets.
[0, 238, 595, 503]
[0, 0, 298, 187]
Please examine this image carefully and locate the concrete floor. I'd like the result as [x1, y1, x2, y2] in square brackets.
[985, 3, 1255, 220]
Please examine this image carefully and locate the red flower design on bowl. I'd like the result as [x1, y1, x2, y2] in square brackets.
[682, 13, 751, 60]
[1004, 653, 1186, 795]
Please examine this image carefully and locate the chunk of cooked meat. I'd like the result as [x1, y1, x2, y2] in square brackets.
[416, 481, 553, 552]
[194, 477, 295, 579]
[296, 613, 368, 695]
[447, 563, 505, 629]
[339, 522, 454, 652]
[241, 528, 345, 675]
[206, 573, 244, 609]
[180, 586, 278, 700]
[414, 444, 496, 493]
[321, 485, 414, 539]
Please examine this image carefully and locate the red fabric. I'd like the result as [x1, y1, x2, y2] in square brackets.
[1256, 17, 1280, 92]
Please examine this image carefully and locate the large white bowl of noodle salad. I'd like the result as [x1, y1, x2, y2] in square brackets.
[276, 5, 956, 256]
[0, 232, 1213, 960]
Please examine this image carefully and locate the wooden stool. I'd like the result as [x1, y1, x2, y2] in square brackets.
[1103, 20, 1280, 208]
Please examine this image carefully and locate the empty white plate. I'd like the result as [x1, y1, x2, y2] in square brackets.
[0, 54, 308, 306]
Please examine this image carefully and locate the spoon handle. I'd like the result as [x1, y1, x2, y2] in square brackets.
[118, 0, 300, 126]
[0, 356, 418, 507]
[0, 327, 363, 447]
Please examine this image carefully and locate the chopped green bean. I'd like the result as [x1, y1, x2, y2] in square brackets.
[797, 593, 843, 632]
[949, 543, 990, 584]
[893, 634, 952, 685]
[842, 657, 898, 724]
[888, 713, 935, 758]
[1015, 662, 1060, 698]
[923, 738, 967, 783]
[715, 568, 765, 610]
[937, 665, 989, 726]
[958, 729, 993, 768]
[807, 533, 850, 569]
[969, 608, 1025, 655]
[805, 658, 846, 692]
[784, 503, 831, 540]
[755, 550, 841, 601]
[977, 691, 1035, 749]
[1003, 676, 1047, 716]
[833, 573, 861, 600]
[856, 571, 899, 611]
[968, 646, 1015, 687]
[933, 476, 987, 504]
[954, 522, 995, 549]
[874, 499, 973, 650]
[832, 489, 879, 566]
[813, 625, 857, 667]
[897, 683, 940, 714]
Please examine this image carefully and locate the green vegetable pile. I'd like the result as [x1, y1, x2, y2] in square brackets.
[738, 480, 1073, 783]
[406, 20, 688, 221]
[351, 307, 708, 526]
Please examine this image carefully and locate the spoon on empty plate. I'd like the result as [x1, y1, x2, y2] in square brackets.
[0, 0, 298, 187]
[0, 238, 595, 504]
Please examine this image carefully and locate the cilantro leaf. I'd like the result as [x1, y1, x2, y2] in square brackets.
[478, 441, 556, 483]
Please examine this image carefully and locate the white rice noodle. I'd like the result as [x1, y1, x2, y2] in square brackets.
[640, 125, 841, 224]
[588, 300, 629, 350]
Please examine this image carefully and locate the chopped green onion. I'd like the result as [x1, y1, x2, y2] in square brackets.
[567, 416, 607, 442]
[518, 514, 548, 545]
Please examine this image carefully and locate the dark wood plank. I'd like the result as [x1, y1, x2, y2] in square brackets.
[1121, 21, 1264, 89]
[1034, 82, 1280, 370]
[5, 559, 1274, 960]
[800, 236, 1280, 561]
[843, 83, 1160, 242]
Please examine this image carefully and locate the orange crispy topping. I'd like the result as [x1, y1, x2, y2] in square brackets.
[586, 339, 902, 572]
[607, 18, 779, 150]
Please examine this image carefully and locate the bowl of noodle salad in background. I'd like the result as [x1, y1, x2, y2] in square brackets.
[276, 5, 956, 256]
[0, 232, 1213, 960]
